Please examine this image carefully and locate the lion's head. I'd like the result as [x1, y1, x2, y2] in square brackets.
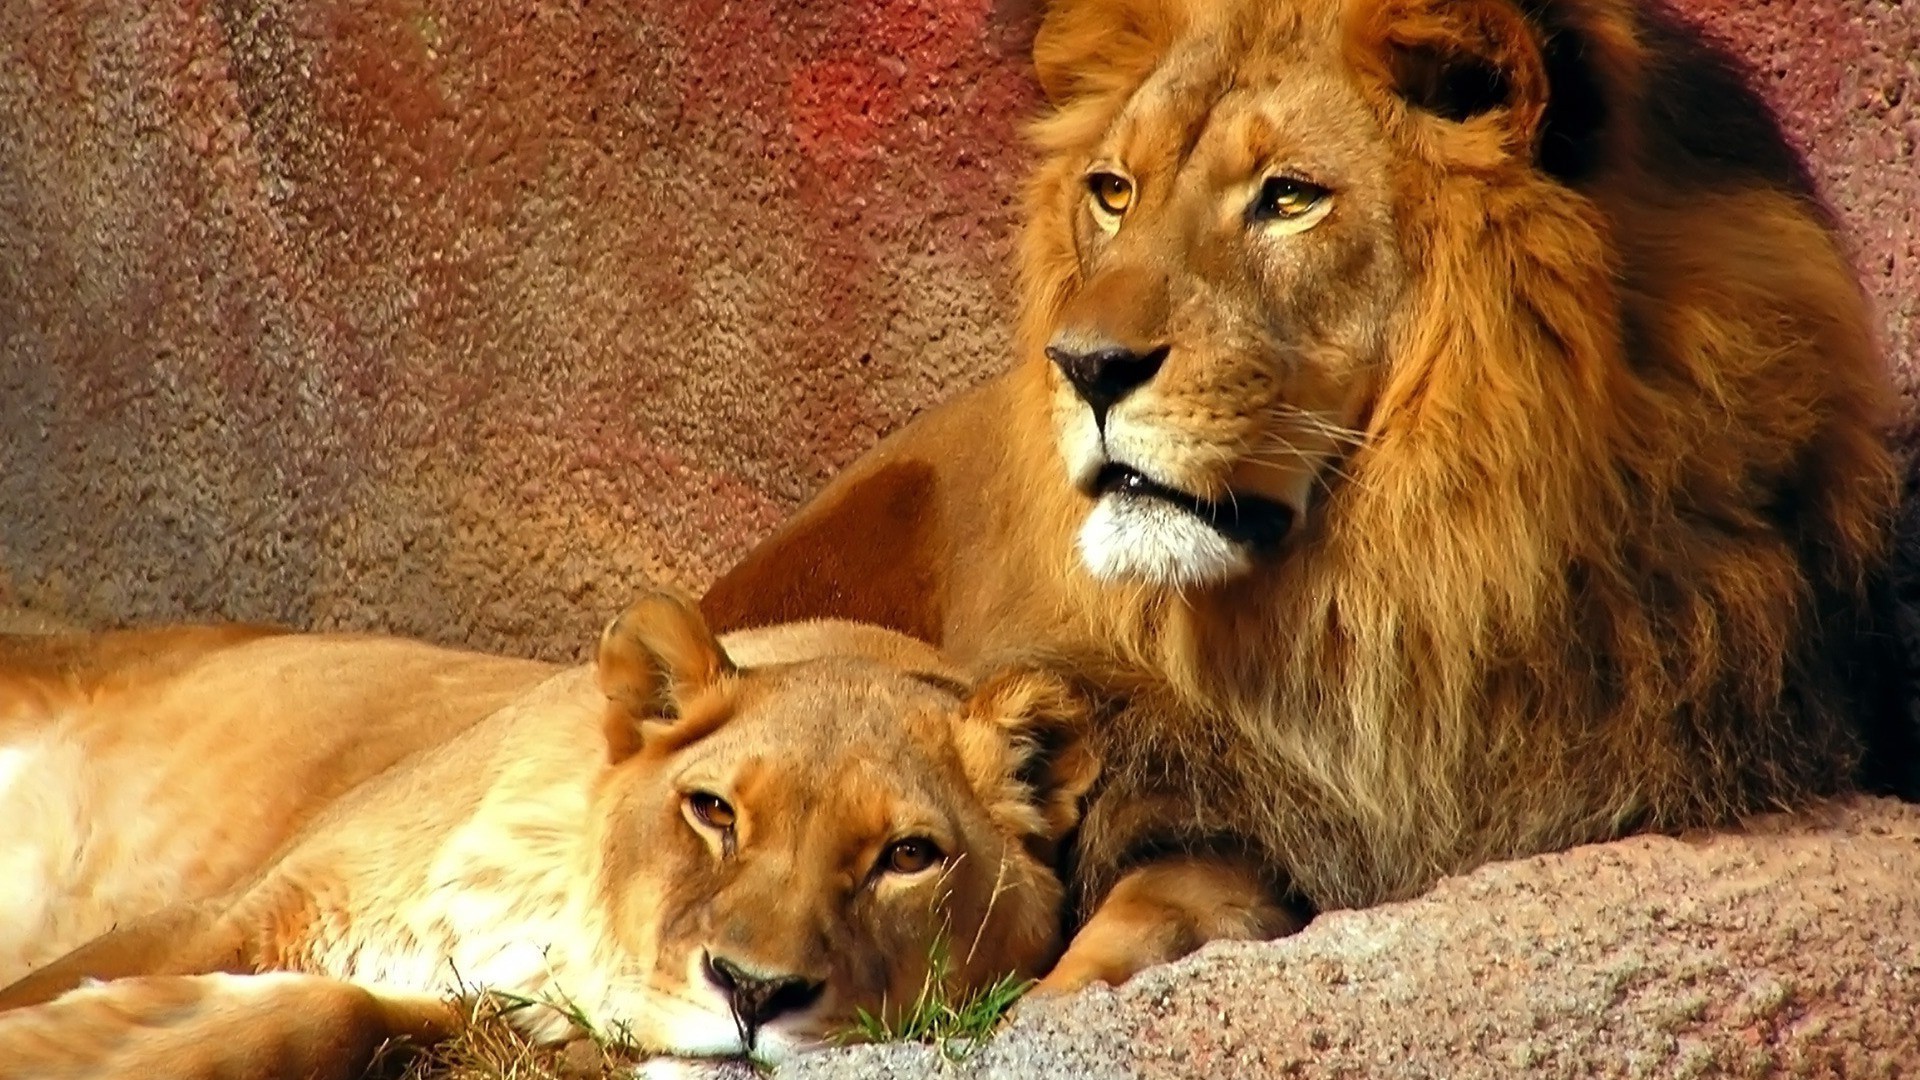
[1025, 0, 1407, 586]
[1018, 0, 1893, 596]
[588, 595, 1095, 1063]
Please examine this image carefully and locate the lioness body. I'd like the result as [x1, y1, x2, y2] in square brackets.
[0, 602, 1094, 1075]
[705, 0, 1907, 988]
[1, 630, 556, 984]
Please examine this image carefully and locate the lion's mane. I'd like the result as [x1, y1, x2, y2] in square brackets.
[1023, 0, 1906, 909]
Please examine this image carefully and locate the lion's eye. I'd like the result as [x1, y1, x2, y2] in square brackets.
[687, 791, 736, 830]
[1252, 176, 1329, 221]
[1087, 172, 1133, 216]
[881, 837, 944, 875]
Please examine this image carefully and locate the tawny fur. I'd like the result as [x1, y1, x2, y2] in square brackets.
[705, 0, 1903, 937]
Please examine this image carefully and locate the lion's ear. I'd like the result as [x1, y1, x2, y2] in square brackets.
[1350, 0, 1551, 152]
[1033, 0, 1191, 106]
[596, 590, 738, 762]
[956, 666, 1101, 846]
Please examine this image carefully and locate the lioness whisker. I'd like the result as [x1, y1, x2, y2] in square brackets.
[962, 851, 1009, 972]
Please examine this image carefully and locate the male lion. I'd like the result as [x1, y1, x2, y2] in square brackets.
[0, 594, 1095, 1077]
[703, 0, 1912, 991]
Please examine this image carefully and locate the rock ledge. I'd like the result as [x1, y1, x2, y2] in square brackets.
[785, 797, 1920, 1079]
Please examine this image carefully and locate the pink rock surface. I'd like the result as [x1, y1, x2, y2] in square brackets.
[0, 0, 1914, 656]
[1113, 799, 1920, 1078]
[782, 798, 1920, 1078]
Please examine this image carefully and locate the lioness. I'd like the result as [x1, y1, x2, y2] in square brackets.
[704, 0, 1911, 991]
[0, 593, 1095, 1077]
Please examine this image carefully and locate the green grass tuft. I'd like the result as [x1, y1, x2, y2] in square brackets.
[842, 936, 1033, 1062]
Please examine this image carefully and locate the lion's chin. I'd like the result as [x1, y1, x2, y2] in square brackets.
[1074, 464, 1294, 588]
[1078, 492, 1254, 587]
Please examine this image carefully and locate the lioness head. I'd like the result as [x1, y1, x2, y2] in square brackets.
[1023, 0, 1622, 588]
[589, 593, 1096, 1063]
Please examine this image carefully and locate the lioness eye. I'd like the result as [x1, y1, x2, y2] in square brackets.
[687, 791, 735, 830]
[882, 837, 944, 875]
[1252, 176, 1328, 220]
[1086, 172, 1133, 215]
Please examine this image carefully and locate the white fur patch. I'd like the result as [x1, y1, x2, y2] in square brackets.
[1077, 493, 1251, 587]
[0, 736, 80, 985]
[1053, 402, 1105, 492]
[187, 970, 312, 1001]
[633, 1058, 751, 1080]
[0, 745, 29, 802]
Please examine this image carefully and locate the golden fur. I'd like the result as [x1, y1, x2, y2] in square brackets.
[704, 0, 1905, 988]
[0, 595, 1095, 1076]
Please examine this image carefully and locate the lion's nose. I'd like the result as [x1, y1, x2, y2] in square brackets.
[704, 952, 825, 1045]
[1045, 340, 1168, 424]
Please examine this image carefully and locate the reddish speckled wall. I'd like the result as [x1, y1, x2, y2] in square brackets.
[1, 0, 1915, 658]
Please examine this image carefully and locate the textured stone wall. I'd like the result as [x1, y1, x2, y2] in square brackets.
[1, 0, 1915, 659]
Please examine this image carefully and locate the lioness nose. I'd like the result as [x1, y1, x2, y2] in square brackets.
[1045, 340, 1168, 423]
[704, 952, 826, 1038]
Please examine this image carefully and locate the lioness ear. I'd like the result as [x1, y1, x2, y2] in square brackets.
[1349, 0, 1551, 155]
[1033, 0, 1191, 106]
[597, 590, 737, 762]
[956, 666, 1101, 846]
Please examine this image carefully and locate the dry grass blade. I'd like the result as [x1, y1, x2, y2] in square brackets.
[386, 992, 644, 1080]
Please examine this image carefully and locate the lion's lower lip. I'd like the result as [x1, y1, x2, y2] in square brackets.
[1091, 464, 1294, 550]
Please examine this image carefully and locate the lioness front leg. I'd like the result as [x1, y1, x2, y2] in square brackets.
[0, 901, 256, 1012]
[0, 898, 458, 1080]
[0, 972, 456, 1080]
[1031, 854, 1302, 996]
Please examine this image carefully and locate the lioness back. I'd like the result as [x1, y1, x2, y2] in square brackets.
[0, 628, 556, 985]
